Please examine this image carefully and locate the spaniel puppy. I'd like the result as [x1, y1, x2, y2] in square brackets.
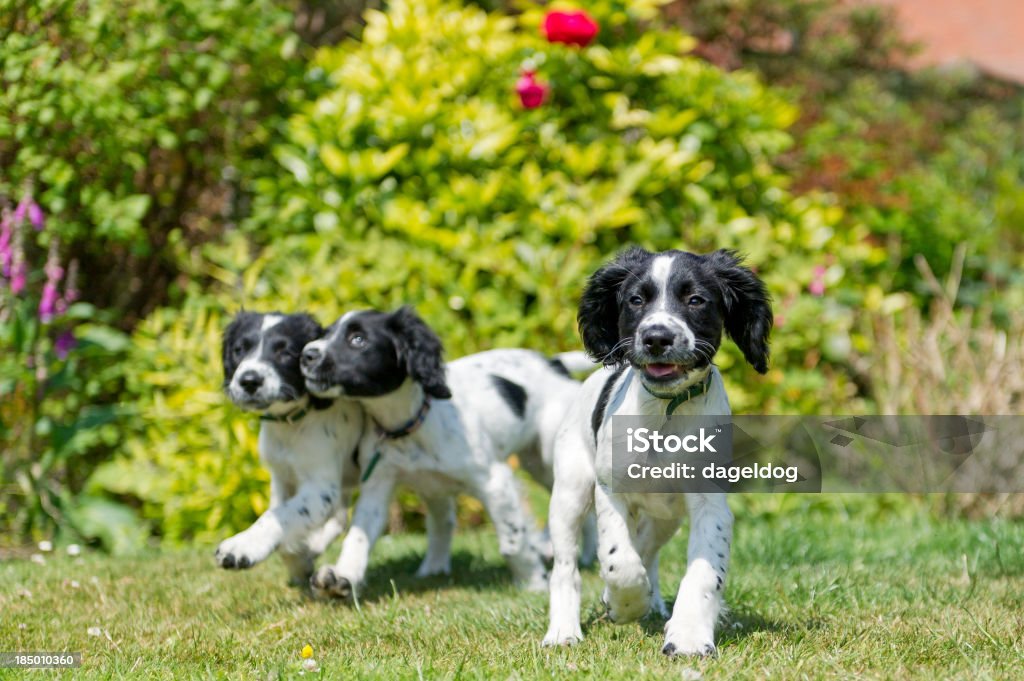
[542, 247, 772, 657]
[299, 307, 592, 599]
[216, 311, 365, 585]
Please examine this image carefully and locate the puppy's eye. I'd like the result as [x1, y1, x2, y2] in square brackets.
[233, 339, 253, 355]
[348, 333, 366, 348]
[628, 295, 644, 307]
[271, 340, 289, 355]
[688, 295, 706, 307]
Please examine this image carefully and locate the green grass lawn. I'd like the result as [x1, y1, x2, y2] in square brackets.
[2, 509, 1023, 679]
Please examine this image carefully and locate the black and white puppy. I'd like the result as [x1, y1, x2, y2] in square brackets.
[299, 307, 592, 599]
[216, 311, 365, 585]
[543, 247, 772, 657]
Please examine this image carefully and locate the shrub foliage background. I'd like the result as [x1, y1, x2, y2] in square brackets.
[2, 0, 1021, 548]
[104, 0, 883, 543]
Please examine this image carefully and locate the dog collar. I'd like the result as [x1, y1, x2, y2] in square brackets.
[363, 398, 432, 483]
[374, 397, 432, 440]
[257, 395, 333, 424]
[644, 372, 712, 416]
[260, 405, 310, 424]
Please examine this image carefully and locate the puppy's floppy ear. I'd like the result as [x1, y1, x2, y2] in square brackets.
[222, 311, 259, 384]
[387, 306, 452, 399]
[707, 249, 773, 374]
[578, 246, 652, 365]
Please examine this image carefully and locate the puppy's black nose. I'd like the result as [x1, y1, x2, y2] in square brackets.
[238, 370, 263, 394]
[301, 346, 321, 368]
[641, 326, 675, 356]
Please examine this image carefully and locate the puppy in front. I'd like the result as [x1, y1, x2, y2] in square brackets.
[216, 311, 364, 585]
[543, 247, 772, 657]
[299, 307, 592, 599]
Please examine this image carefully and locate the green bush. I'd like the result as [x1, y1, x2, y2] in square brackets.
[798, 81, 1024, 306]
[0, 196, 130, 546]
[100, 0, 883, 543]
[0, 0, 307, 548]
[677, 0, 1024, 309]
[0, 0, 305, 322]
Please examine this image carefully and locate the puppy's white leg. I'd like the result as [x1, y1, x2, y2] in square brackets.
[416, 496, 455, 578]
[215, 481, 342, 570]
[280, 513, 346, 585]
[541, 452, 593, 647]
[477, 463, 547, 592]
[662, 493, 732, 658]
[306, 514, 346, 556]
[636, 515, 681, 619]
[594, 485, 650, 623]
[311, 472, 395, 600]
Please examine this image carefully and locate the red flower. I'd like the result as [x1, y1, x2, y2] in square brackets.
[543, 10, 599, 47]
[516, 70, 549, 109]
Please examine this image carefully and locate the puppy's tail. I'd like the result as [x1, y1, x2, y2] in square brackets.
[550, 351, 598, 376]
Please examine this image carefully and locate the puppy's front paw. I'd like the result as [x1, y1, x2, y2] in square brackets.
[662, 620, 717, 658]
[310, 565, 355, 601]
[215, 532, 273, 570]
[541, 624, 583, 647]
[604, 581, 650, 623]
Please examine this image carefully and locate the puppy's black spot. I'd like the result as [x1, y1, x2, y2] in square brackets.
[335, 577, 353, 600]
[662, 642, 676, 656]
[608, 565, 615, 572]
[548, 358, 571, 377]
[312, 568, 337, 590]
[299, 507, 310, 518]
[717, 552, 724, 559]
[321, 493, 332, 506]
[221, 554, 236, 569]
[490, 375, 527, 419]
[591, 365, 626, 444]
[237, 556, 251, 569]
[609, 545, 618, 555]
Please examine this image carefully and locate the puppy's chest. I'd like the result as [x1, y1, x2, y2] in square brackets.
[374, 438, 451, 474]
[259, 423, 344, 475]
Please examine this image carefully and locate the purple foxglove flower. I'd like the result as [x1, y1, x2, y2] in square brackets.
[28, 201, 44, 231]
[0, 214, 11, 277]
[39, 281, 60, 322]
[55, 329, 77, 359]
[13, 197, 28, 224]
[10, 261, 26, 295]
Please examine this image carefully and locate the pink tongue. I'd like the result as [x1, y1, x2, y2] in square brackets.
[646, 364, 678, 378]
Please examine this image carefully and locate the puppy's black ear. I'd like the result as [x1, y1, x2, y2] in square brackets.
[222, 311, 258, 384]
[387, 306, 452, 399]
[290, 313, 324, 345]
[578, 247, 652, 365]
[707, 250, 773, 374]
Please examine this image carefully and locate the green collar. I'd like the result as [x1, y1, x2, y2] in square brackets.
[259, 405, 310, 425]
[645, 373, 712, 416]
